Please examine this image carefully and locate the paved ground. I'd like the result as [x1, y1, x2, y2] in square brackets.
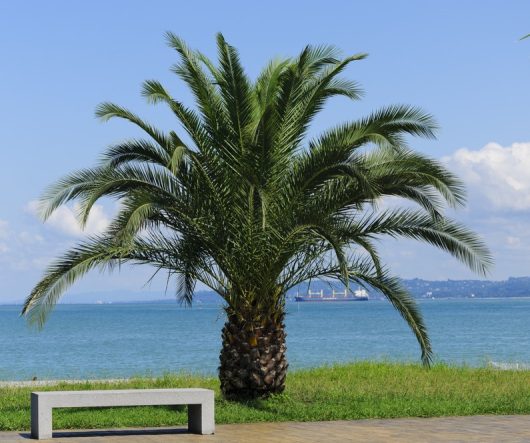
[1, 415, 529, 442]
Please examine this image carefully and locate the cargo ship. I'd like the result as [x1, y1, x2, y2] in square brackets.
[294, 288, 368, 302]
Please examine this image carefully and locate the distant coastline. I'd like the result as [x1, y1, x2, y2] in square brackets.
[3, 276, 530, 305]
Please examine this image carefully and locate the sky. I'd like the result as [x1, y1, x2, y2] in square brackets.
[1, 1, 529, 303]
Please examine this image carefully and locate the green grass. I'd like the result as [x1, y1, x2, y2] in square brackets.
[1, 362, 529, 431]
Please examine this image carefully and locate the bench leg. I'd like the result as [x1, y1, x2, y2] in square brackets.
[188, 403, 215, 434]
[31, 394, 52, 440]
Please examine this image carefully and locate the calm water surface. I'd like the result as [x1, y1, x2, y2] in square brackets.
[1, 298, 529, 380]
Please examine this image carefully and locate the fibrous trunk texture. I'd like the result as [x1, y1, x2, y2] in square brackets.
[219, 313, 288, 399]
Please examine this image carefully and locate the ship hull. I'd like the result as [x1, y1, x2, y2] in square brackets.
[294, 296, 368, 302]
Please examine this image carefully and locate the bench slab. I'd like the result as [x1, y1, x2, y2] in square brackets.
[31, 388, 215, 439]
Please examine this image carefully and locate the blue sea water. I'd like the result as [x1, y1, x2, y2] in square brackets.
[1, 298, 529, 380]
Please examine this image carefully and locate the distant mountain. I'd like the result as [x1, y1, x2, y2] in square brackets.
[5, 277, 526, 305]
[401, 277, 530, 299]
[287, 277, 530, 300]
[160, 277, 530, 302]
[128, 291, 222, 304]
[67, 289, 222, 305]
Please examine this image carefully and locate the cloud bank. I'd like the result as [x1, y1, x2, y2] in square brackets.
[443, 142, 530, 211]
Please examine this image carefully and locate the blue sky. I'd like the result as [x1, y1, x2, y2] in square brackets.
[1, 1, 529, 303]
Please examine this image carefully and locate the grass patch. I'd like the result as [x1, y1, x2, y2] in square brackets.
[0, 362, 529, 431]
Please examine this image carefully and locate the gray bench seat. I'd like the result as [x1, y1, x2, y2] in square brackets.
[31, 388, 215, 440]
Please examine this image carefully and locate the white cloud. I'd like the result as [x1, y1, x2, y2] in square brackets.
[0, 219, 8, 239]
[506, 236, 521, 248]
[0, 220, 11, 253]
[443, 142, 530, 211]
[18, 231, 44, 244]
[0, 220, 52, 270]
[9, 256, 52, 272]
[27, 201, 111, 237]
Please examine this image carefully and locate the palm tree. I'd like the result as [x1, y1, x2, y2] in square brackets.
[23, 33, 491, 399]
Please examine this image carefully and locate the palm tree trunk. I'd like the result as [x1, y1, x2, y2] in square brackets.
[219, 312, 288, 399]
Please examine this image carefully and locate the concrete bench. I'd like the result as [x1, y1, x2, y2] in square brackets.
[30, 388, 215, 440]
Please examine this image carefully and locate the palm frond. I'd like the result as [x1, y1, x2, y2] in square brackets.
[216, 33, 254, 150]
[350, 209, 493, 276]
[22, 236, 130, 327]
[100, 139, 171, 168]
[25, 34, 492, 371]
[349, 264, 433, 366]
[95, 103, 170, 149]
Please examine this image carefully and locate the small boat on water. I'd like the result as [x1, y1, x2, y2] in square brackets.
[294, 288, 368, 302]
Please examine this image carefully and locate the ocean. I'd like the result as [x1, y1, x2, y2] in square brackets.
[1, 298, 529, 380]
